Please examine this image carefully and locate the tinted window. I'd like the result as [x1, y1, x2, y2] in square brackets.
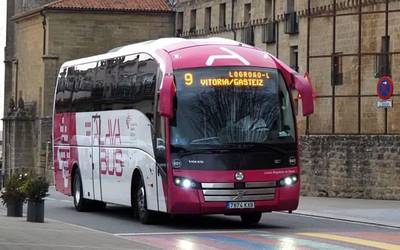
[98, 54, 157, 116]
[135, 54, 158, 121]
[71, 62, 97, 112]
[58, 54, 158, 114]
[55, 68, 69, 113]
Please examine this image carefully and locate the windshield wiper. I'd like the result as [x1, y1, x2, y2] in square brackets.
[223, 143, 287, 155]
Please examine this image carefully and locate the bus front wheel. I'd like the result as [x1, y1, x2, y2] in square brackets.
[136, 178, 154, 224]
[240, 212, 262, 225]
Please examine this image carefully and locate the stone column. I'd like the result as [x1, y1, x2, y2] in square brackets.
[2, 101, 36, 179]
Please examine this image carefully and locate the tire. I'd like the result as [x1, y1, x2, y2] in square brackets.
[73, 169, 92, 212]
[240, 212, 262, 225]
[136, 178, 154, 224]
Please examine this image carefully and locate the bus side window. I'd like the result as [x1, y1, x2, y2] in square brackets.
[55, 68, 69, 113]
[71, 63, 97, 112]
[134, 53, 158, 123]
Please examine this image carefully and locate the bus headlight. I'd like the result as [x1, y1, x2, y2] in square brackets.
[278, 174, 298, 187]
[174, 177, 200, 189]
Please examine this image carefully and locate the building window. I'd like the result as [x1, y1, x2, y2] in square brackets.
[205, 7, 212, 31]
[242, 26, 254, 45]
[375, 36, 391, 78]
[219, 3, 226, 28]
[176, 12, 183, 36]
[285, 0, 298, 34]
[290, 46, 299, 72]
[285, 12, 298, 34]
[286, 0, 294, 13]
[331, 53, 343, 86]
[265, 0, 273, 20]
[262, 22, 276, 43]
[190, 9, 197, 33]
[244, 3, 251, 24]
[242, 4, 254, 45]
[263, 0, 275, 43]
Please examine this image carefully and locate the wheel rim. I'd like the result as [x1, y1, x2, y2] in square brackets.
[74, 176, 81, 204]
[137, 186, 145, 216]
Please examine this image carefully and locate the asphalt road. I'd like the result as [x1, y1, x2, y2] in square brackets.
[45, 188, 400, 250]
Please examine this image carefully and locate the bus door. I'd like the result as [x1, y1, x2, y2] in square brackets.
[91, 115, 102, 201]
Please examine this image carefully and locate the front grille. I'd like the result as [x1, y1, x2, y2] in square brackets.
[201, 181, 276, 202]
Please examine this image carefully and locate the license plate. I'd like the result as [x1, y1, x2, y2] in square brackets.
[227, 201, 255, 209]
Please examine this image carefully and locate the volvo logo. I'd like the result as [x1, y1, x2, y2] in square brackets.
[172, 159, 181, 168]
[235, 172, 244, 181]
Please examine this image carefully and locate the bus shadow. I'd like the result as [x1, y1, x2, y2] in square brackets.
[96, 205, 288, 230]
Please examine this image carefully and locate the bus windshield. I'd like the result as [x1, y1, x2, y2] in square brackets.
[171, 67, 295, 150]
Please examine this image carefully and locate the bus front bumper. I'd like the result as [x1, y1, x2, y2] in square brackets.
[169, 183, 300, 215]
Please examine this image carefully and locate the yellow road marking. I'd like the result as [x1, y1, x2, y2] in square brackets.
[298, 233, 400, 250]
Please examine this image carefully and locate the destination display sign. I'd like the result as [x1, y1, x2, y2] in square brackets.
[182, 70, 272, 88]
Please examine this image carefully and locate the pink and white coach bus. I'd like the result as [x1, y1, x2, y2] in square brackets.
[53, 38, 314, 224]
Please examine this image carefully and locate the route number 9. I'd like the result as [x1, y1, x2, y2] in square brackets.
[184, 73, 193, 86]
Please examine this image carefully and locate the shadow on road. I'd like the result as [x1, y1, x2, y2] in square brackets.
[91, 205, 288, 230]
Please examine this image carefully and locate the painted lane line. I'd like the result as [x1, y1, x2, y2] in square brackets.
[60, 199, 72, 203]
[298, 232, 400, 250]
[44, 197, 57, 201]
[115, 230, 251, 236]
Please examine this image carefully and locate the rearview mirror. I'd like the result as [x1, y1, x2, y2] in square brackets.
[267, 54, 314, 116]
[293, 73, 314, 116]
[159, 75, 175, 118]
[155, 138, 166, 163]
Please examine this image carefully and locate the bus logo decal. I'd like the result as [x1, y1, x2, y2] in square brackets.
[206, 47, 250, 66]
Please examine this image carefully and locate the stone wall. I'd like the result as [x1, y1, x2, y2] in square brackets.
[300, 135, 400, 200]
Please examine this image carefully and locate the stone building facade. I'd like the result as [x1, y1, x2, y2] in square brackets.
[175, 0, 400, 199]
[3, 0, 174, 179]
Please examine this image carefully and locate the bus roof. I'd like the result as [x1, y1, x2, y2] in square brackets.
[60, 37, 277, 71]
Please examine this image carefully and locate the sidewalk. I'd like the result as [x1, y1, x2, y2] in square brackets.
[0, 208, 157, 250]
[296, 196, 400, 228]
